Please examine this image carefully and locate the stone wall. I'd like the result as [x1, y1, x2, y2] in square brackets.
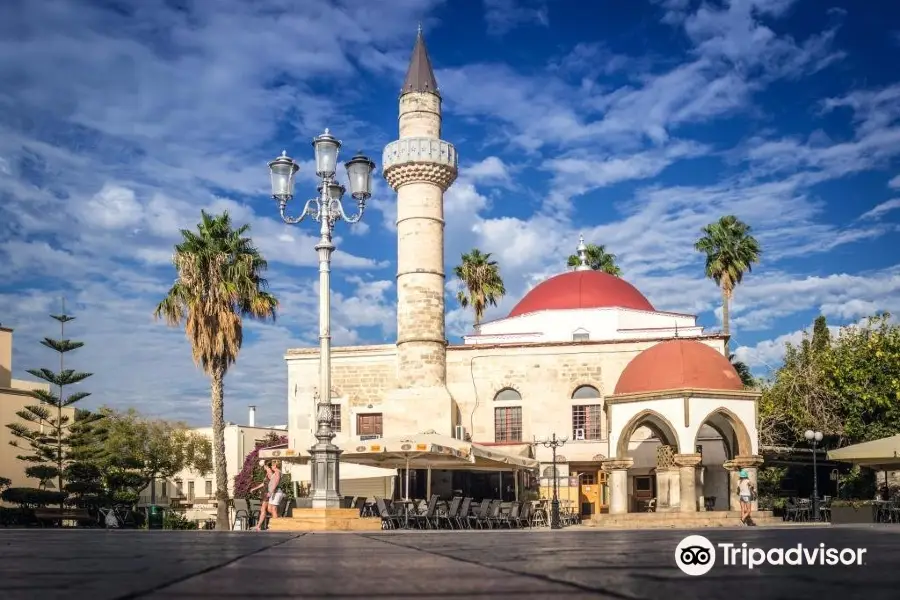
[285, 337, 757, 474]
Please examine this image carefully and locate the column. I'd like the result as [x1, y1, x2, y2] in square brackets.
[602, 459, 633, 515]
[674, 453, 703, 513]
[655, 468, 680, 511]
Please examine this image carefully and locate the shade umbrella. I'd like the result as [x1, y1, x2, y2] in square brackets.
[342, 436, 471, 500]
[827, 435, 900, 469]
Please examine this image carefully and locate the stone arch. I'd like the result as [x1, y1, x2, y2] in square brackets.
[493, 388, 522, 401]
[616, 409, 680, 459]
[571, 384, 601, 399]
[693, 407, 753, 459]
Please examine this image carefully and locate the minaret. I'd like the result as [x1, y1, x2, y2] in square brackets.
[382, 29, 458, 432]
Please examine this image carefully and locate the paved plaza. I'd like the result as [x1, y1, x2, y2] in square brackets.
[2, 526, 899, 599]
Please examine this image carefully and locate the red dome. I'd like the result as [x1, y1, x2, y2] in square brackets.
[508, 271, 654, 318]
[614, 340, 743, 395]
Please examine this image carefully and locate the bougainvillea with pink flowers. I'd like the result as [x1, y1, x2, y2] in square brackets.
[232, 433, 291, 500]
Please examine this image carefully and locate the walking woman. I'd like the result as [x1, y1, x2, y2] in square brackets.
[250, 461, 273, 531]
[737, 469, 756, 525]
[266, 461, 284, 523]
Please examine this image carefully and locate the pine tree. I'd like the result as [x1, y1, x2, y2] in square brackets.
[5, 302, 95, 503]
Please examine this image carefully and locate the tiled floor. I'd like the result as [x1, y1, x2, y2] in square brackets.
[2, 525, 898, 599]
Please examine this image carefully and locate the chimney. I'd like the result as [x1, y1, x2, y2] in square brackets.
[248, 405, 256, 427]
[0, 326, 12, 388]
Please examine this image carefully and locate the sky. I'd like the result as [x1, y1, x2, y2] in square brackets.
[0, 0, 898, 427]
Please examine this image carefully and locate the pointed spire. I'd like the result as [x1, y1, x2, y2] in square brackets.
[401, 26, 439, 97]
[575, 235, 591, 271]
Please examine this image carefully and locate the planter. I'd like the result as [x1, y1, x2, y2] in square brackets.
[830, 505, 877, 524]
[294, 498, 312, 509]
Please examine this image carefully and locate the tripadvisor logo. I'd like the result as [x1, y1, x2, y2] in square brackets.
[675, 535, 867, 576]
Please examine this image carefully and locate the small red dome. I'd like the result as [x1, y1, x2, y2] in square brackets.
[614, 340, 743, 395]
[508, 271, 654, 318]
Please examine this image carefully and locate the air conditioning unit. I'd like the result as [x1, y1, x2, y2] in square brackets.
[574, 428, 586, 441]
[454, 425, 467, 440]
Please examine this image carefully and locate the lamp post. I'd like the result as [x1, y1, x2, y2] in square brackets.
[268, 130, 375, 509]
[804, 429, 824, 521]
[537, 433, 568, 529]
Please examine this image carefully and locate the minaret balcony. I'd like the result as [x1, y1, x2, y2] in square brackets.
[382, 138, 458, 191]
[383, 138, 457, 171]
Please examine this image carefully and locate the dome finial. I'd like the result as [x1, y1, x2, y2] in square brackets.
[575, 234, 591, 271]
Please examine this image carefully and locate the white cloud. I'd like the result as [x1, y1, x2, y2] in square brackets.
[859, 198, 900, 221]
[1, 0, 898, 428]
[889, 174, 900, 189]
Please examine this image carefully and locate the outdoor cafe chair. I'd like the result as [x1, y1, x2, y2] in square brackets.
[531, 502, 547, 527]
[439, 496, 463, 529]
[470, 499, 493, 529]
[353, 497, 367, 517]
[484, 499, 503, 529]
[375, 497, 402, 530]
[413, 495, 440, 529]
[501, 502, 521, 528]
[516, 501, 533, 528]
[232, 499, 252, 530]
[453, 497, 472, 529]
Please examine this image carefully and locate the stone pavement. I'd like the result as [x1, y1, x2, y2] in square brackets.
[2, 526, 899, 599]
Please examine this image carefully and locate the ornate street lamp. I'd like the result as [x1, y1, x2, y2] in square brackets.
[268, 130, 375, 509]
[537, 433, 568, 529]
[804, 429, 824, 521]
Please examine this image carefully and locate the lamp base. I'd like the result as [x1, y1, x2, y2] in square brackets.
[267, 508, 383, 532]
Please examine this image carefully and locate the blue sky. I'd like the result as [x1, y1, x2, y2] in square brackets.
[1, 0, 898, 427]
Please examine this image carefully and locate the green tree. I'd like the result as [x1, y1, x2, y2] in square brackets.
[822, 313, 900, 443]
[454, 249, 506, 328]
[811, 315, 831, 355]
[5, 306, 98, 503]
[729, 354, 756, 388]
[694, 215, 761, 354]
[154, 211, 277, 530]
[758, 313, 900, 448]
[567, 242, 622, 276]
[102, 408, 212, 504]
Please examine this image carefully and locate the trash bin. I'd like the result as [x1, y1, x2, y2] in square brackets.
[148, 505, 164, 530]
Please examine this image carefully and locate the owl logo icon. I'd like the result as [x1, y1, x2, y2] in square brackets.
[675, 535, 716, 576]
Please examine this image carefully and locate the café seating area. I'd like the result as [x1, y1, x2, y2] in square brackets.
[782, 496, 833, 522]
[363, 495, 580, 530]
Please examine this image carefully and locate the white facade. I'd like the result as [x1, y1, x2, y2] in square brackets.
[466, 307, 702, 345]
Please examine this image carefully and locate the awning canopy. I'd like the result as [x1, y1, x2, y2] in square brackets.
[827, 435, 900, 469]
[260, 433, 539, 471]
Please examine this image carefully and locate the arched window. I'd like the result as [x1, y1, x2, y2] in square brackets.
[493, 388, 522, 442]
[494, 388, 521, 402]
[571, 385, 603, 441]
[573, 328, 590, 342]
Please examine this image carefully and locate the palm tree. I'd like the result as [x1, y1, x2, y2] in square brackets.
[154, 210, 277, 530]
[567, 243, 622, 276]
[729, 354, 756, 388]
[694, 215, 761, 354]
[454, 249, 506, 328]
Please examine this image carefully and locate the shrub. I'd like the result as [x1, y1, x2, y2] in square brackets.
[232, 435, 287, 499]
[164, 511, 198, 530]
[831, 499, 876, 508]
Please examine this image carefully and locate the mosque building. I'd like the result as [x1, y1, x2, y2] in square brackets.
[281, 30, 762, 517]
